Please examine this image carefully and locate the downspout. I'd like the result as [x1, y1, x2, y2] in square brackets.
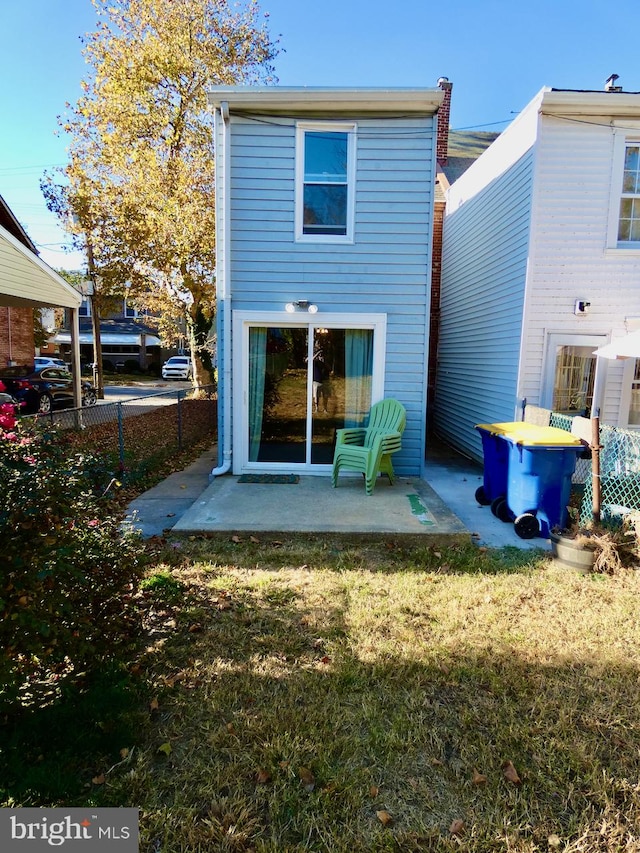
[210, 100, 232, 479]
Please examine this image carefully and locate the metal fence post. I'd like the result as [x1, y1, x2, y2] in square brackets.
[117, 401, 125, 470]
[177, 391, 183, 452]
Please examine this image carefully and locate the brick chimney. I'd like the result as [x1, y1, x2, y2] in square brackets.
[436, 76, 453, 165]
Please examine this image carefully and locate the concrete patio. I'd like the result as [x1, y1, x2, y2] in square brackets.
[125, 438, 548, 551]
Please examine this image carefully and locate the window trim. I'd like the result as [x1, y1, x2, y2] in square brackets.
[295, 121, 356, 244]
[606, 130, 640, 252]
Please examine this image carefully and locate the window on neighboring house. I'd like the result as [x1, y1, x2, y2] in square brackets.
[618, 144, 640, 243]
[79, 299, 91, 317]
[123, 299, 137, 318]
[296, 123, 355, 242]
[627, 359, 640, 425]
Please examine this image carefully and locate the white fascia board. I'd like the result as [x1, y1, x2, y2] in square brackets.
[540, 90, 640, 118]
[0, 223, 83, 309]
[208, 86, 443, 115]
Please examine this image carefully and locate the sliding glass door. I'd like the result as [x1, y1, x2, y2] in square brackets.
[246, 325, 374, 467]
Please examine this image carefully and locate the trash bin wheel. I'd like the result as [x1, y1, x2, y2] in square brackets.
[490, 496, 506, 517]
[495, 500, 513, 523]
[475, 485, 491, 505]
[514, 513, 540, 539]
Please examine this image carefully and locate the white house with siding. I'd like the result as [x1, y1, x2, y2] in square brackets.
[208, 86, 443, 477]
[435, 84, 640, 462]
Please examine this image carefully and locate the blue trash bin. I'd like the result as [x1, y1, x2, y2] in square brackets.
[476, 423, 583, 538]
[474, 424, 511, 508]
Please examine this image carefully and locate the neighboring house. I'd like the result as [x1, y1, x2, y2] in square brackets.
[435, 82, 640, 462]
[55, 296, 163, 372]
[0, 193, 39, 365]
[208, 85, 444, 476]
[0, 192, 82, 370]
[429, 84, 499, 420]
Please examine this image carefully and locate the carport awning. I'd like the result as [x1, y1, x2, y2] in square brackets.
[54, 331, 162, 346]
[0, 223, 82, 309]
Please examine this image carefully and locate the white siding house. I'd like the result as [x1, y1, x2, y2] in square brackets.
[209, 87, 442, 477]
[436, 86, 640, 462]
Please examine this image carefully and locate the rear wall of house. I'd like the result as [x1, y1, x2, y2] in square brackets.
[519, 115, 640, 425]
[227, 113, 437, 475]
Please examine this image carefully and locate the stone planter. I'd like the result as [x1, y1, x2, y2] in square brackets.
[549, 531, 596, 574]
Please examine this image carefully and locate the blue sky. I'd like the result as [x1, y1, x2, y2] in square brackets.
[1, 0, 638, 271]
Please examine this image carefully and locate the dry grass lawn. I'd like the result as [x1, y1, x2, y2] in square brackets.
[85, 536, 640, 852]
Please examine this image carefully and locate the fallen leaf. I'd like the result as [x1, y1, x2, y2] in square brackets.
[271, 540, 284, 546]
[149, 697, 159, 712]
[166, 513, 176, 518]
[319, 655, 331, 664]
[449, 819, 465, 836]
[256, 768, 271, 785]
[92, 773, 106, 785]
[370, 785, 379, 798]
[548, 834, 561, 848]
[231, 535, 242, 543]
[180, 485, 187, 489]
[226, 722, 236, 735]
[157, 742, 172, 756]
[502, 760, 521, 785]
[472, 768, 488, 786]
[299, 766, 315, 791]
[430, 757, 443, 766]
[119, 748, 129, 760]
[376, 810, 393, 827]
[250, 536, 260, 543]
[279, 761, 290, 770]
[188, 623, 202, 633]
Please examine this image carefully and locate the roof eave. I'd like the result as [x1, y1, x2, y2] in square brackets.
[541, 90, 640, 118]
[208, 86, 443, 115]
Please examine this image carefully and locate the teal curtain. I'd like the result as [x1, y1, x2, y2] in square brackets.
[345, 330, 373, 427]
[248, 328, 267, 462]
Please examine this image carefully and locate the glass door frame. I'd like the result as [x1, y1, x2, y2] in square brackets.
[232, 310, 387, 474]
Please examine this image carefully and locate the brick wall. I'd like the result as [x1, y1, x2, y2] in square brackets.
[436, 78, 452, 165]
[0, 306, 35, 366]
[428, 200, 445, 423]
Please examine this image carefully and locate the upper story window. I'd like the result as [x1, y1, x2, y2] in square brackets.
[123, 298, 137, 318]
[296, 122, 356, 243]
[79, 298, 91, 317]
[618, 144, 640, 243]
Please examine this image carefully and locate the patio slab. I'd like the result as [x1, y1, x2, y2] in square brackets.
[124, 438, 550, 550]
[172, 473, 468, 540]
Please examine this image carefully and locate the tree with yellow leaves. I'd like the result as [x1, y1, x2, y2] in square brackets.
[43, 0, 277, 388]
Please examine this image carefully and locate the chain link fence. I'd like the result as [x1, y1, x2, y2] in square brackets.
[526, 405, 640, 525]
[31, 385, 217, 486]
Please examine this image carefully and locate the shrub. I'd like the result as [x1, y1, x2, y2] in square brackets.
[0, 404, 146, 712]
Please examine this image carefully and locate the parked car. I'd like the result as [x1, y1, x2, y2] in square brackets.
[0, 366, 97, 415]
[34, 356, 68, 371]
[162, 356, 193, 380]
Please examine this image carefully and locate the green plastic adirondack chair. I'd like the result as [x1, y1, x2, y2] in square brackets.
[331, 399, 407, 496]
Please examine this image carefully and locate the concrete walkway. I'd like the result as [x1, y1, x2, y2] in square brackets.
[125, 441, 549, 551]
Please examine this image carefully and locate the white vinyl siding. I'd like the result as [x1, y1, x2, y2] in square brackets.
[436, 149, 534, 462]
[522, 116, 640, 426]
[227, 113, 436, 476]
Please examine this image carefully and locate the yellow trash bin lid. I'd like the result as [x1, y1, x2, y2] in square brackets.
[475, 422, 582, 447]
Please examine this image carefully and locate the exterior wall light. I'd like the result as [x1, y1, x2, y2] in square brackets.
[284, 300, 318, 313]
